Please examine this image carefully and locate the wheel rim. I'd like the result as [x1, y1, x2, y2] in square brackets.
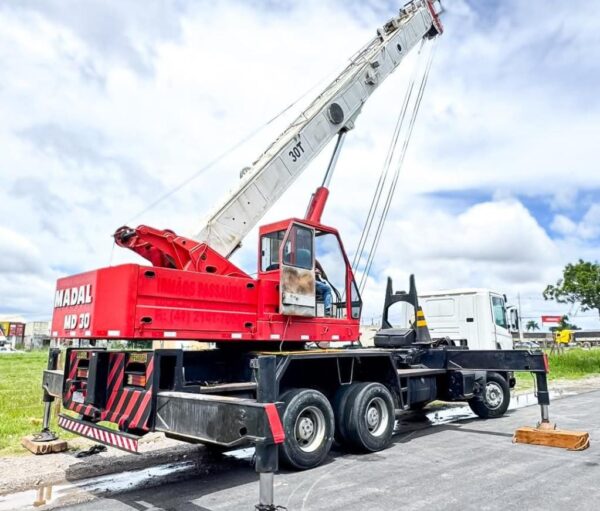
[364, 397, 389, 437]
[294, 405, 326, 453]
[484, 381, 504, 410]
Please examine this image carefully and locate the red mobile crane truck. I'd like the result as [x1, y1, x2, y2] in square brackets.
[38, 1, 555, 508]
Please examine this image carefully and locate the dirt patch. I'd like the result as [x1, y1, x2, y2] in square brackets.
[0, 433, 204, 496]
[518, 375, 600, 394]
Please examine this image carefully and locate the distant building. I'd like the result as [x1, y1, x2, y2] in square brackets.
[24, 321, 51, 349]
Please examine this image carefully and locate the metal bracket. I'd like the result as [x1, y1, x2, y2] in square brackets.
[32, 428, 58, 443]
[336, 357, 354, 385]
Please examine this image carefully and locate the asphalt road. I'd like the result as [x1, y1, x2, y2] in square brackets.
[52, 391, 600, 510]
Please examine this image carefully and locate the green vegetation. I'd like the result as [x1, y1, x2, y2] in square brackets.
[549, 315, 580, 332]
[544, 259, 600, 319]
[544, 349, 600, 379]
[515, 348, 600, 390]
[0, 352, 76, 456]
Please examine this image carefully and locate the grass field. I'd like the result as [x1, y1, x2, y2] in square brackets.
[1, 349, 599, 456]
[515, 349, 600, 390]
[0, 352, 78, 456]
[545, 349, 600, 379]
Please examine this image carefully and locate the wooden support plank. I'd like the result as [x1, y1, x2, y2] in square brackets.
[21, 435, 68, 455]
[513, 427, 590, 451]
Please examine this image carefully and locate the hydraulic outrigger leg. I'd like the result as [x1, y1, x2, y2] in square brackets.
[513, 369, 590, 450]
[254, 356, 283, 511]
[36, 348, 60, 441]
[22, 348, 67, 454]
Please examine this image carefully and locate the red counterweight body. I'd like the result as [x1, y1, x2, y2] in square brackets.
[51, 217, 361, 344]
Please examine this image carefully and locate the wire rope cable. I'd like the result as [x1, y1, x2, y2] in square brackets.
[351, 39, 426, 273]
[357, 39, 437, 293]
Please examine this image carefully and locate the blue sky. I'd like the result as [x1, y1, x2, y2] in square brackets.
[0, 0, 598, 329]
[427, 189, 600, 239]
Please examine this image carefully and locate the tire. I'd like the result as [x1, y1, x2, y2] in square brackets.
[332, 384, 359, 443]
[279, 388, 335, 470]
[468, 372, 510, 419]
[344, 382, 395, 452]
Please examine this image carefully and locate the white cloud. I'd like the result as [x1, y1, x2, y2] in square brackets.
[550, 188, 578, 212]
[0, 226, 45, 275]
[551, 204, 600, 240]
[354, 198, 563, 318]
[551, 215, 577, 237]
[0, 227, 55, 320]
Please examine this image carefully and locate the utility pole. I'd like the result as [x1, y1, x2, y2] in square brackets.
[518, 292, 524, 342]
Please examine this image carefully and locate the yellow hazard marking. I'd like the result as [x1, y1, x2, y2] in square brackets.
[416, 320, 427, 327]
[416, 310, 425, 318]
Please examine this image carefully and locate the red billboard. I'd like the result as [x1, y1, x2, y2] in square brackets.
[541, 315, 562, 324]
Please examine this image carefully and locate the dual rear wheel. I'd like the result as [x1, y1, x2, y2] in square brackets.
[279, 383, 395, 470]
[278, 373, 511, 470]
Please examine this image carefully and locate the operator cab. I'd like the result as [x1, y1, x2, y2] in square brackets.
[259, 219, 361, 320]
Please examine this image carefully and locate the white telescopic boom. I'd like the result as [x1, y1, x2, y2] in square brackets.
[194, 0, 442, 257]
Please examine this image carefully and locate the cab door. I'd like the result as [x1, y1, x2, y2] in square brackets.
[279, 223, 316, 317]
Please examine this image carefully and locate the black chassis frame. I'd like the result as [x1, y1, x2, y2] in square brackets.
[268, 346, 547, 409]
[43, 345, 549, 450]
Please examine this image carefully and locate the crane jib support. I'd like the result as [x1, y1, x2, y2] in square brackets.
[194, 1, 443, 258]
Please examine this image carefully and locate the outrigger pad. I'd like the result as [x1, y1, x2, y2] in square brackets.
[513, 425, 590, 451]
[21, 435, 68, 455]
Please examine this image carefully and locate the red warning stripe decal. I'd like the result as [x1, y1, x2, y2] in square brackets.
[103, 353, 125, 420]
[264, 403, 285, 444]
[67, 351, 78, 380]
[58, 415, 138, 453]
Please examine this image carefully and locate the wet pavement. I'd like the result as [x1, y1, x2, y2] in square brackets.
[1, 388, 597, 511]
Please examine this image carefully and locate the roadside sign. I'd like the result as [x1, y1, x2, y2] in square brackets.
[541, 315, 562, 324]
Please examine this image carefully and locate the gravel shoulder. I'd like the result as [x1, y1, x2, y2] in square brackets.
[0, 434, 202, 496]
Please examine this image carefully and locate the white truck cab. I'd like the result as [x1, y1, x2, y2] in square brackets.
[415, 289, 517, 350]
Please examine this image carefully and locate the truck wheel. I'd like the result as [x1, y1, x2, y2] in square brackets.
[279, 388, 334, 470]
[345, 383, 395, 452]
[468, 372, 510, 419]
[332, 383, 359, 443]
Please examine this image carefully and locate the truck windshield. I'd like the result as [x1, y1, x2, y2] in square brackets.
[491, 296, 508, 329]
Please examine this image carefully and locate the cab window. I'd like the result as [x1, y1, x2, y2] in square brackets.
[491, 296, 507, 329]
[261, 230, 285, 271]
[314, 230, 362, 319]
[350, 278, 362, 319]
[282, 225, 313, 270]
